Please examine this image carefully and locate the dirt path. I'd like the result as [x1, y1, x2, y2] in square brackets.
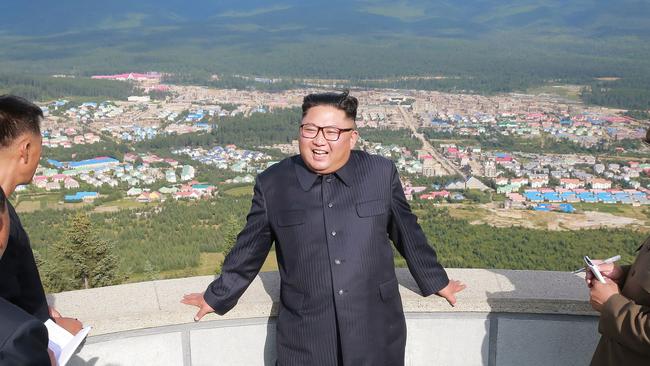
[473, 203, 647, 231]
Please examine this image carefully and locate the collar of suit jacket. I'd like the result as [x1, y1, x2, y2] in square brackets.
[294, 153, 355, 191]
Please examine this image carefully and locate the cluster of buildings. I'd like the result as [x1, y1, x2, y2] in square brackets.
[173, 145, 274, 174]
[26, 77, 649, 212]
[42, 127, 101, 148]
[31, 155, 196, 192]
[126, 181, 217, 203]
[44, 100, 125, 123]
[426, 111, 644, 148]
[403, 176, 491, 202]
[493, 153, 649, 191]
[507, 188, 649, 206]
[31, 153, 215, 203]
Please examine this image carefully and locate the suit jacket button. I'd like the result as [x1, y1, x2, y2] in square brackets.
[338, 289, 344, 295]
[331, 231, 337, 236]
[334, 259, 342, 265]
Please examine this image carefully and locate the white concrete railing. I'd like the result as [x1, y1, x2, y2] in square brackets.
[49, 268, 600, 366]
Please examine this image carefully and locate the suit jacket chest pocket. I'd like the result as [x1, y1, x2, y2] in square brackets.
[276, 210, 305, 227]
[356, 199, 389, 218]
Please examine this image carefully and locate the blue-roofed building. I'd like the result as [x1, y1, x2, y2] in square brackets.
[543, 192, 561, 202]
[64, 191, 99, 203]
[69, 157, 120, 170]
[524, 191, 544, 202]
[186, 113, 204, 121]
[533, 204, 551, 211]
[596, 192, 616, 203]
[192, 184, 214, 192]
[48, 159, 64, 168]
[619, 196, 633, 204]
[559, 204, 575, 213]
[578, 192, 598, 203]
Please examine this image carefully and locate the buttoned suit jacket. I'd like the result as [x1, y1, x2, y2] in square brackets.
[591, 236, 650, 366]
[0, 297, 51, 366]
[204, 151, 450, 366]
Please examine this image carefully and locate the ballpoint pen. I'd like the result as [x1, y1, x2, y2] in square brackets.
[573, 255, 621, 274]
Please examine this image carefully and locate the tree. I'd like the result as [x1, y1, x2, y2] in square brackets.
[216, 214, 242, 274]
[51, 212, 121, 289]
[143, 260, 159, 281]
[34, 250, 73, 293]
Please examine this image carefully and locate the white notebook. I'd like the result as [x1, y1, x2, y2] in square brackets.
[44, 319, 92, 366]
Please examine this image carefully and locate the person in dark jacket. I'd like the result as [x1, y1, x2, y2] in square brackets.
[0, 186, 55, 365]
[183, 91, 465, 365]
[0, 95, 82, 335]
[587, 128, 650, 366]
[0, 184, 9, 261]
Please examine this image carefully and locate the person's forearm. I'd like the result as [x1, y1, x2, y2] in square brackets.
[599, 293, 650, 355]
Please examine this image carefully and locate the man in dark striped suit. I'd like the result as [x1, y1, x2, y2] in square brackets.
[183, 91, 465, 366]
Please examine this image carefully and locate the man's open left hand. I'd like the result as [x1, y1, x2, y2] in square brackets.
[181, 292, 216, 321]
[437, 279, 466, 307]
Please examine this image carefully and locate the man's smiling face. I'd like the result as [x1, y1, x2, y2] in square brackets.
[299, 105, 358, 175]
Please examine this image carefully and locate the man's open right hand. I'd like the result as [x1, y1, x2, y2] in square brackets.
[181, 292, 215, 321]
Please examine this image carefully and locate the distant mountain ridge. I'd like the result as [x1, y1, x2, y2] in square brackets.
[1, 0, 650, 102]
[2, 1, 650, 38]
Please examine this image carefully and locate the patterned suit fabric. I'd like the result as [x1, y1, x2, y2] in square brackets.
[204, 151, 450, 366]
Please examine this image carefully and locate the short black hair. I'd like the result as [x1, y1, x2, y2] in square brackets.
[644, 128, 650, 146]
[302, 90, 358, 121]
[0, 186, 6, 214]
[0, 95, 43, 148]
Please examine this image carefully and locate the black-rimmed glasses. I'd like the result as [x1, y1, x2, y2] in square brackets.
[300, 124, 354, 141]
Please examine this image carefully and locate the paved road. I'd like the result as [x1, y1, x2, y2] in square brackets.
[397, 106, 466, 178]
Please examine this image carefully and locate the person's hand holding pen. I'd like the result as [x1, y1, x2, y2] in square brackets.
[581, 255, 624, 313]
[582, 256, 624, 287]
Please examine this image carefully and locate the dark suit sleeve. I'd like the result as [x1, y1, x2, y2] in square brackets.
[0, 318, 51, 366]
[204, 177, 274, 314]
[387, 164, 449, 296]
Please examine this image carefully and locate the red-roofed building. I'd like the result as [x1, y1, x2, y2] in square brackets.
[420, 191, 450, 200]
[51, 174, 68, 182]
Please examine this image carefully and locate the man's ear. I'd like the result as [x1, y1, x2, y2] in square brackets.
[349, 130, 359, 149]
[17, 138, 31, 165]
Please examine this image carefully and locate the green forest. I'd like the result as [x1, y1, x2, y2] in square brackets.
[20, 197, 647, 292]
[0, 74, 138, 101]
[138, 108, 302, 151]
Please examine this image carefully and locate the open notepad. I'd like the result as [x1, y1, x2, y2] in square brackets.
[44, 319, 92, 366]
